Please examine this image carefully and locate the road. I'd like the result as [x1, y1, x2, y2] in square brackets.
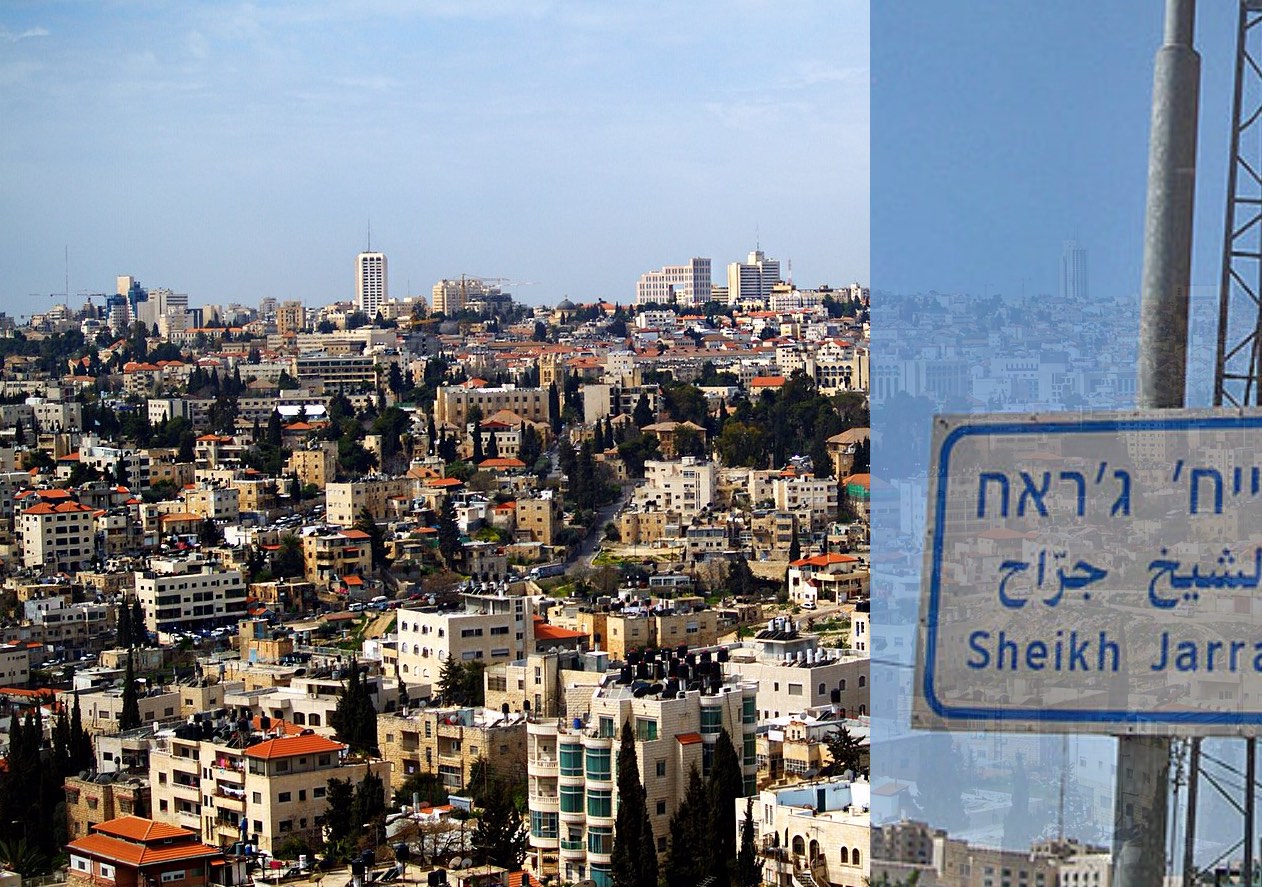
[566, 483, 636, 575]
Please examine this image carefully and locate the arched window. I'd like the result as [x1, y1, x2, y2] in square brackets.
[852, 849, 860, 867]
[809, 839, 820, 861]
[292, 712, 306, 726]
[412, 644, 419, 655]
[858, 675, 866, 688]
[840, 847, 849, 864]
[308, 714, 321, 727]
[859, 705, 867, 716]
[402, 664, 410, 674]
[840, 679, 847, 691]
[792, 835, 805, 856]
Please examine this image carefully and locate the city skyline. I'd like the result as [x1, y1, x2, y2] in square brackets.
[0, 1, 868, 316]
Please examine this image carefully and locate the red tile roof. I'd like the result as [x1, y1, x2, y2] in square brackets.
[68, 832, 221, 867]
[531, 616, 587, 642]
[676, 732, 703, 745]
[94, 817, 191, 843]
[790, 553, 860, 569]
[245, 733, 346, 760]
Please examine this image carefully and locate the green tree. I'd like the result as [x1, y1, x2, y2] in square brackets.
[821, 725, 868, 778]
[788, 524, 801, 563]
[323, 776, 356, 858]
[664, 764, 708, 887]
[733, 797, 764, 887]
[470, 780, 527, 871]
[119, 651, 141, 730]
[274, 533, 305, 578]
[353, 506, 389, 571]
[116, 598, 132, 649]
[199, 518, 224, 547]
[632, 392, 653, 428]
[705, 728, 744, 884]
[329, 660, 379, 755]
[610, 721, 657, 887]
[437, 497, 461, 569]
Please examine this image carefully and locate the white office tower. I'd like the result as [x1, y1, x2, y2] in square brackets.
[634, 257, 712, 306]
[727, 249, 781, 305]
[356, 251, 388, 316]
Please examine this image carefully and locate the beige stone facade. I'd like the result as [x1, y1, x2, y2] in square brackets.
[377, 707, 527, 797]
[325, 476, 413, 527]
[514, 495, 561, 545]
[287, 444, 338, 490]
[63, 775, 151, 840]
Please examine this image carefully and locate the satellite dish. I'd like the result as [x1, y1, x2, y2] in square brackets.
[449, 858, 462, 869]
[460, 860, 473, 869]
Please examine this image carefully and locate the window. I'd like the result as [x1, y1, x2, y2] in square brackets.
[587, 788, 612, 817]
[587, 825, 613, 854]
[278, 792, 291, 803]
[635, 718, 658, 741]
[161, 872, 186, 883]
[788, 683, 803, 696]
[656, 800, 666, 815]
[299, 790, 306, 801]
[598, 716, 615, 738]
[278, 821, 292, 833]
[700, 707, 722, 735]
[530, 810, 558, 839]
[560, 744, 583, 776]
[586, 746, 611, 781]
[252, 792, 262, 804]
[655, 760, 666, 778]
[742, 697, 756, 725]
[560, 784, 585, 813]
[314, 787, 326, 799]
[71, 856, 90, 873]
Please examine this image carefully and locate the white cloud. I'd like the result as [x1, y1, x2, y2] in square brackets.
[0, 26, 50, 43]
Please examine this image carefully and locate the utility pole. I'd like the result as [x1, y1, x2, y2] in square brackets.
[1118, 1, 1199, 886]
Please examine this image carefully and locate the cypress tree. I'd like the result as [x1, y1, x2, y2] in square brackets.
[705, 729, 744, 885]
[472, 427, 484, 464]
[131, 599, 145, 645]
[547, 382, 561, 433]
[664, 764, 708, 887]
[733, 797, 763, 887]
[470, 780, 528, 871]
[610, 721, 656, 887]
[119, 651, 141, 730]
[71, 691, 92, 772]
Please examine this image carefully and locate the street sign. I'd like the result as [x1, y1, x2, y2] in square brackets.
[914, 409, 1262, 735]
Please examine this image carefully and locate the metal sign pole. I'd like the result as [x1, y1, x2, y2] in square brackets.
[1121, 0, 1200, 885]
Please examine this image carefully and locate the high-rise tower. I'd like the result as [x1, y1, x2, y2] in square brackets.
[1060, 240, 1088, 301]
[356, 251, 388, 317]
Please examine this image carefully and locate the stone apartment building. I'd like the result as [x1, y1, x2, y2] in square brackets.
[871, 822, 1112, 887]
[638, 457, 716, 520]
[324, 476, 413, 527]
[514, 493, 562, 545]
[18, 497, 97, 572]
[133, 556, 248, 633]
[287, 443, 338, 490]
[560, 604, 723, 660]
[434, 384, 553, 428]
[773, 474, 840, 533]
[64, 774, 151, 840]
[787, 553, 869, 607]
[396, 591, 535, 685]
[300, 528, 373, 586]
[483, 649, 611, 721]
[149, 722, 390, 855]
[525, 675, 758, 883]
[377, 706, 527, 796]
[748, 777, 870, 887]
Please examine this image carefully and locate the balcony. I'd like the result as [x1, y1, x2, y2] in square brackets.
[216, 786, 246, 809]
[530, 792, 558, 813]
[528, 756, 557, 777]
[559, 840, 585, 859]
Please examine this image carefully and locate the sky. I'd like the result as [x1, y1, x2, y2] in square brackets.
[875, 1, 1239, 303]
[0, 1, 868, 317]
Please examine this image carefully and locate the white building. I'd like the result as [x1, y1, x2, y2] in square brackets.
[396, 589, 535, 685]
[746, 777, 870, 887]
[638, 457, 715, 521]
[526, 675, 759, 883]
[356, 251, 388, 316]
[726, 249, 781, 304]
[134, 555, 248, 633]
[19, 498, 97, 572]
[635, 258, 711, 307]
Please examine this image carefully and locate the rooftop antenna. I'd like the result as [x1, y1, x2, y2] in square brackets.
[367, 220, 371, 252]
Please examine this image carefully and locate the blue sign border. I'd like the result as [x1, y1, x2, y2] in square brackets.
[924, 412, 1262, 726]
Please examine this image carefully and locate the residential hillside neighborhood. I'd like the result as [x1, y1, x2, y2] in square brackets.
[0, 259, 870, 887]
